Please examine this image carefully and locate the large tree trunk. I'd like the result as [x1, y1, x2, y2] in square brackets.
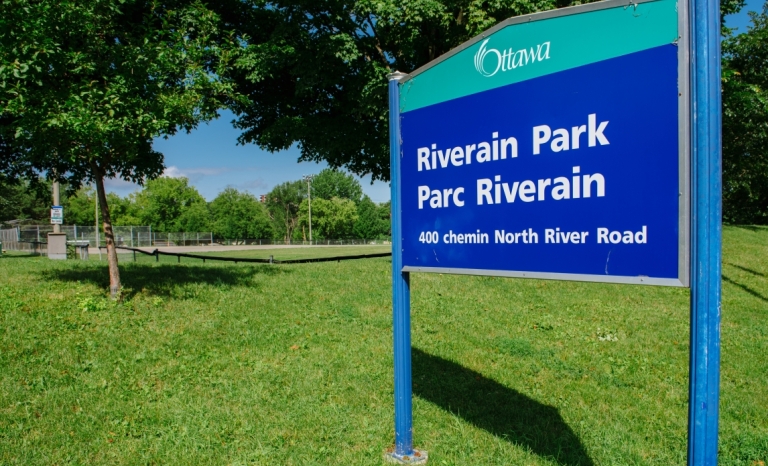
[92, 163, 121, 298]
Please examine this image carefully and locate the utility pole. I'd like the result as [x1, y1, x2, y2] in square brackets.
[47, 176, 67, 259]
[95, 183, 101, 260]
[52, 181, 60, 234]
[303, 174, 314, 244]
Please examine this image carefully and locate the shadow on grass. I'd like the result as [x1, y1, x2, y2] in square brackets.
[722, 274, 768, 303]
[412, 348, 594, 466]
[40, 263, 286, 299]
[0, 254, 41, 259]
[726, 263, 766, 278]
[731, 225, 768, 233]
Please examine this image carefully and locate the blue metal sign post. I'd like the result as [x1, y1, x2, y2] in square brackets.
[387, 0, 722, 462]
[688, 0, 722, 461]
[387, 71, 425, 464]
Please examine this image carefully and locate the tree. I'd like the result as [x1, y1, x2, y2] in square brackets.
[297, 197, 358, 240]
[265, 180, 306, 241]
[218, 0, 574, 181]
[722, 2, 768, 224]
[210, 187, 273, 240]
[64, 187, 97, 227]
[108, 193, 141, 227]
[1, 1, 236, 296]
[0, 176, 51, 223]
[62, 186, 137, 227]
[131, 177, 210, 232]
[353, 195, 390, 239]
[377, 201, 392, 232]
[311, 169, 363, 203]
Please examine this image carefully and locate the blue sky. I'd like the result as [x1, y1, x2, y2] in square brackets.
[726, 0, 765, 31]
[106, 110, 392, 203]
[105, 1, 763, 202]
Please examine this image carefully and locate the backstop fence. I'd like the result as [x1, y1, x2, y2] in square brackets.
[9, 226, 215, 248]
[11, 225, 157, 247]
[1, 226, 389, 251]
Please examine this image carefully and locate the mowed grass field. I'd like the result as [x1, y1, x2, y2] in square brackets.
[1, 226, 766, 465]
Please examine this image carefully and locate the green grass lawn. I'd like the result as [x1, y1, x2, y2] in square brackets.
[1, 227, 766, 465]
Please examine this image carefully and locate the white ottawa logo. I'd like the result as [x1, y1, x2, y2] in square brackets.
[473, 38, 551, 78]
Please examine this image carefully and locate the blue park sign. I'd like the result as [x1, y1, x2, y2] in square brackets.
[396, 0, 689, 286]
[387, 0, 723, 463]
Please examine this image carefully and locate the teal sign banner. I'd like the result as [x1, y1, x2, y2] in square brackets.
[400, 0, 679, 112]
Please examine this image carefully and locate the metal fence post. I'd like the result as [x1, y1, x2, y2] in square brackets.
[687, 0, 722, 463]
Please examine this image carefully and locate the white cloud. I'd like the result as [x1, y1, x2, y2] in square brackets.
[163, 166, 232, 182]
[163, 166, 185, 178]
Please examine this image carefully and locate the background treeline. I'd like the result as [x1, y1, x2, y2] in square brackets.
[722, 2, 768, 224]
[0, 168, 391, 241]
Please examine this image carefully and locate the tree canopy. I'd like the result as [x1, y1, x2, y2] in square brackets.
[1, 171, 390, 241]
[297, 197, 358, 240]
[216, 0, 768, 223]
[312, 168, 363, 203]
[353, 196, 390, 240]
[265, 180, 306, 241]
[131, 177, 211, 233]
[0, 176, 51, 224]
[63, 186, 134, 227]
[1, 0, 238, 295]
[722, 2, 768, 224]
[210, 187, 273, 240]
[1, 0, 234, 188]
[218, 0, 566, 181]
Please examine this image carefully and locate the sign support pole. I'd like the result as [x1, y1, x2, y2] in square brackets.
[387, 71, 426, 465]
[688, 0, 722, 462]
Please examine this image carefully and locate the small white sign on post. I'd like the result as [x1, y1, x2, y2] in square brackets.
[50, 206, 63, 225]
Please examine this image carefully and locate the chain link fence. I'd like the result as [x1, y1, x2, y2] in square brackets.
[146, 231, 215, 247]
[13, 225, 155, 247]
[2, 225, 389, 251]
[1, 227, 18, 244]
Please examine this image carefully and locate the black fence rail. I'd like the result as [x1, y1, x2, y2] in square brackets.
[101, 246, 392, 265]
[1, 240, 47, 255]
